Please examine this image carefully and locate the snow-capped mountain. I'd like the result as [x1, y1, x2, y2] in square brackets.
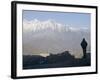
[23, 19, 90, 58]
[23, 19, 89, 32]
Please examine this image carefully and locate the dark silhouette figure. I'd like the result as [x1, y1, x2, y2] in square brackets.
[81, 38, 88, 58]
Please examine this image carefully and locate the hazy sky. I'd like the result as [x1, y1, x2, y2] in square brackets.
[23, 10, 90, 28]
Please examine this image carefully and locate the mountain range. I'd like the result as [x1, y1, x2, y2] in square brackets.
[23, 51, 91, 69]
[23, 19, 89, 32]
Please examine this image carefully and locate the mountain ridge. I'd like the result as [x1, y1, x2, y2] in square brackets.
[23, 50, 91, 69]
[23, 19, 89, 32]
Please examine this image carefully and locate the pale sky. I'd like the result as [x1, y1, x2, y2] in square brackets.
[23, 10, 90, 28]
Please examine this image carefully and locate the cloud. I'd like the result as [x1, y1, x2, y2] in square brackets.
[23, 19, 90, 58]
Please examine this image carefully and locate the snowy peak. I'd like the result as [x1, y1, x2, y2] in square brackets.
[23, 19, 89, 32]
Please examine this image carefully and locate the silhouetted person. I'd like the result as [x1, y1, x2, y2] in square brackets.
[81, 38, 88, 58]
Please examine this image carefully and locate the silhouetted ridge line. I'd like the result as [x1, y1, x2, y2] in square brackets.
[23, 51, 90, 69]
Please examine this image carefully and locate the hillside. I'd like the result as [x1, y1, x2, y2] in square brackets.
[23, 51, 90, 69]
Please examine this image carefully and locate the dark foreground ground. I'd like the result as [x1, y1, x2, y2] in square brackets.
[23, 51, 91, 69]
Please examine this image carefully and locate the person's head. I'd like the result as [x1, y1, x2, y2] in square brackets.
[83, 38, 85, 41]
